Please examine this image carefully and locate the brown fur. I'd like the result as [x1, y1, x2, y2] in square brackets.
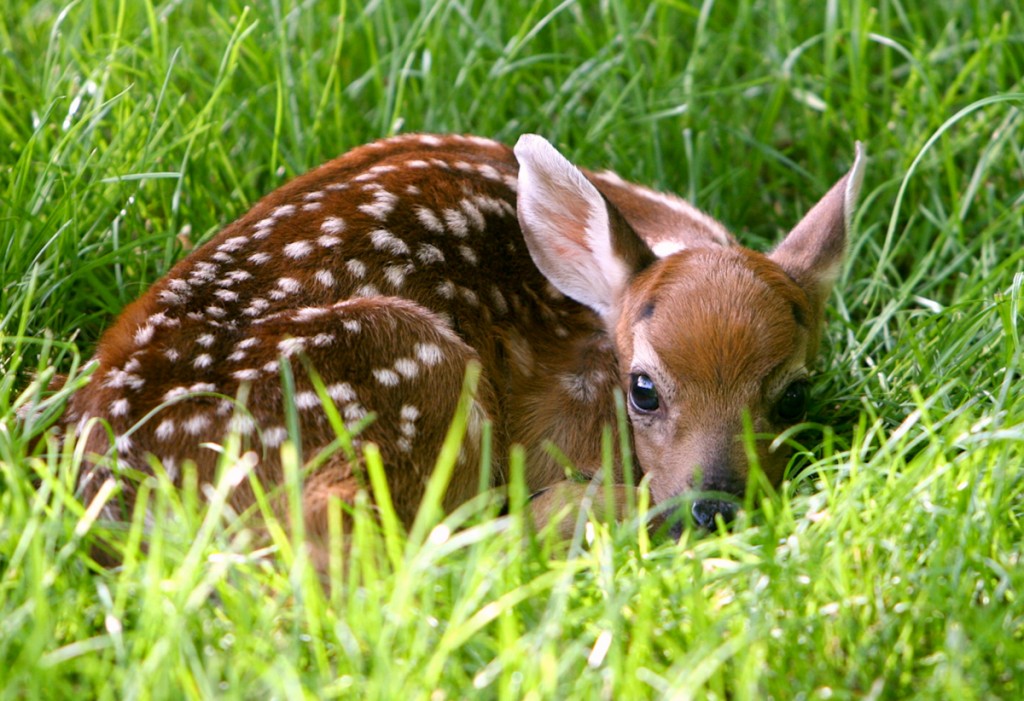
[64, 133, 863, 562]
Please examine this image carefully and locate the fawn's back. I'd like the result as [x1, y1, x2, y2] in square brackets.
[69, 133, 864, 543]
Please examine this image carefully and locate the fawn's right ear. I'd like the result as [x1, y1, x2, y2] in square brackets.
[770, 142, 866, 325]
[514, 135, 656, 327]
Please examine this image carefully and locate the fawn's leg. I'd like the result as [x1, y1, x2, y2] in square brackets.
[240, 297, 496, 561]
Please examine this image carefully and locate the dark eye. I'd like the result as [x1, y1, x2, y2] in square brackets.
[774, 380, 809, 424]
[629, 373, 660, 412]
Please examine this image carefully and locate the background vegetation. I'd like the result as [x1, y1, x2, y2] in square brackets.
[2, 0, 1023, 698]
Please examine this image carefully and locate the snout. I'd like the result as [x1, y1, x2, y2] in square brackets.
[690, 499, 738, 530]
[663, 497, 741, 540]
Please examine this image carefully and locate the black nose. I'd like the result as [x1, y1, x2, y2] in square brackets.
[690, 499, 738, 530]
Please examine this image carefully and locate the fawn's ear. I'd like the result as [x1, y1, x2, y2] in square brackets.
[514, 134, 656, 325]
[770, 142, 866, 322]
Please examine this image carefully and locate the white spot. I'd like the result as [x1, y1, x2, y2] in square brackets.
[284, 241, 313, 259]
[416, 243, 445, 265]
[418, 135, 443, 147]
[197, 333, 216, 348]
[296, 307, 328, 321]
[458, 286, 479, 306]
[471, 195, 504, 216]
[162, 456, 178, 482]
[164, 348, 181, 362]
[321, 216, 346, 235]
[218, 236, 249, 253]
[415, 206, 445, 234]
[400, 405, 420, 421]
[244, 298, 270, 316]
[163, 386, 189, 401]
[394, 358, 419, 379]
[206, 306, 227, 318]
[354, 284, 381, 298]
[343, 403, 368, 422]
[110, 398, 130, 417]
[407, 159, 429, 169]
[384, 263, 413, 288]
[369, 229, 409, 256]
[490, 286, 508, 314]
[304, 191, 325, 202]
[183, 414, 212, 436]
[476, 164, 502, 182]
[277, 277, 302, 294]
[278, 337, 307, 357]
[233, 369, 261, 382]
[248, 252, 272, 265]
[458, 245, 479, 265]
[373, 368, 400, 386]
[155, 419, 175, 441]
[214, 289, 239, 302]
[460, 199, 486, 231]
[168, 278, 190, 292]
[415, 342, 444, 366]
[327, 383, 356, 403]
[237, 337, 260, 349]
[263, 426, 288, 448]
[325, 182, 348, 192]
[227, 350, 246, 362]
[190, 382, 216, 393]
[343, 319, 362, 333]
[312, 333, 334, 346]
[115, 435, 133, 453]
[134, 324, 155, 346]
[273, 204, 296, 218]
[158, 290, 184, 305]
[301, 202, 322, 212]
[346, 259, 367, 278]
[358, 189, 398, 221]
[295, 391, 320, 410]
[442, 208, 470, 238]
[314, 269, 336, 287]
[194, 354, 213, 369]
[436, 280, 455, 299]
[397, 437, 413, 453]
[228, 413, 256, 436]
[405, 185, 421, 195]
[318, 234, 342, 248]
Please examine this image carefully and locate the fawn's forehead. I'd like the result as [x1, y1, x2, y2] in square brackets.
[622, 248, 811, 383]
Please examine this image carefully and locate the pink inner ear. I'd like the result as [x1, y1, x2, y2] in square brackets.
[769, 143, 865, 303]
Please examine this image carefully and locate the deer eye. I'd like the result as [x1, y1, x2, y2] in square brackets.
[774, 379, 809, 424]
[629, 373, 660, 413]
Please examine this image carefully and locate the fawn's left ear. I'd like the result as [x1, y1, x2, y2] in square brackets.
[770, 142, 866, 320]
[514, 134, 656, 327]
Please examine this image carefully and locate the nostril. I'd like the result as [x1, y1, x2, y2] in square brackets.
[691, 499, 738, 530]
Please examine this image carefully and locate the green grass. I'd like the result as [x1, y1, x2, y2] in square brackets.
[2, 0, 1024, 698]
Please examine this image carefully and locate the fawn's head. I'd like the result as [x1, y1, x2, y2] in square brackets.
[514, 135, 865, 529]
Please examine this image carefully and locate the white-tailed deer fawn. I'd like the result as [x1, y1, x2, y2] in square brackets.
[67, 133, 864, 558]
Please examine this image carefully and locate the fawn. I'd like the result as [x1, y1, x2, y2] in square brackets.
[67, 133, 864, 559]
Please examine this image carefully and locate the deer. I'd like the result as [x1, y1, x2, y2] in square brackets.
[66, 133, 865, 564]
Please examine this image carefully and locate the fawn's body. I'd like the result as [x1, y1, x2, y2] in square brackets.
[68, 133, 864, 555]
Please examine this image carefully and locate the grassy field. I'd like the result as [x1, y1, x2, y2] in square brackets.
[2, 0, 1024, 698]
